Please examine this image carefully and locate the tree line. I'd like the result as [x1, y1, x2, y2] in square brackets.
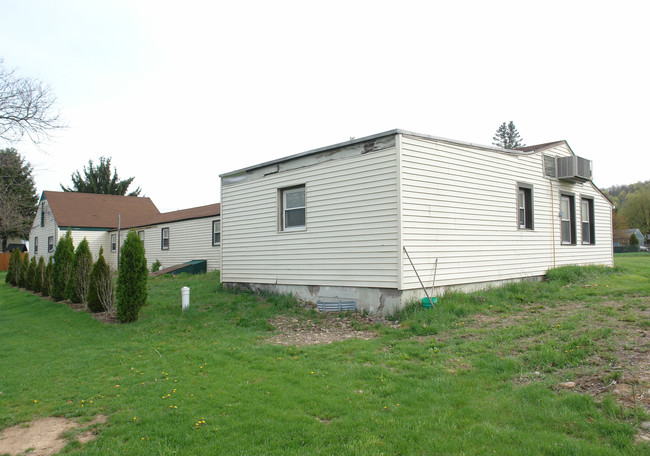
[5, 229, 148, 322]
[603, 180, 650, 239]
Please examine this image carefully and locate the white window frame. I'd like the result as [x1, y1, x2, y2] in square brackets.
[111, 234, 117, 252]
[560, 194, 575, 245]
[517, 184, 533, 230]
[581, 198, 594, 245]
[212, 220, 221, 246]
[161, 227, 169, 250]
[34, 236, 38, 254]
[281, 186, 306, 231]
[48, 236, 54, 253]
[138, 230, 145, 244]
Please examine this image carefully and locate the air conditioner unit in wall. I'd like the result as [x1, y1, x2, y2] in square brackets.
[557, 156, 592, 182]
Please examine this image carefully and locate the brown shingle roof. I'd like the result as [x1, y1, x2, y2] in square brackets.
[126, 203, 221, 228]
[43, 191, 160, 229]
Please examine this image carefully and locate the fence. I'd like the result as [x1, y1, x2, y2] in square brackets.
[0, 252, 26, 271]
[614, 245, 647, 253]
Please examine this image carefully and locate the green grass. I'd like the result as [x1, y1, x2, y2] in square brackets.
[1, 255, 650, 455]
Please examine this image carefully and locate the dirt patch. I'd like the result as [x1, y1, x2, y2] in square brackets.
[267, 311, 399, 346]
[0, 415, 106, 456]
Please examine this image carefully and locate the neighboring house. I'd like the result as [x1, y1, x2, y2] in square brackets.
[29, 191, 220, 272]
[613, 228, 645, 246]
[220, 129, 613, 315]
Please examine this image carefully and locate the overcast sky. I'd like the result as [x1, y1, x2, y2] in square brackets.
[2, 0, 648, 212]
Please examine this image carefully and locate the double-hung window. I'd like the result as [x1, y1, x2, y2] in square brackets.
[560, 194, 576, 244]
[34, 237, 38, 254]
[111, 234, 117, 252]
[281, 186, 306, 231]
[517, 184, 533, 230]
[581, 198, 595, 244]
[161, 228, 169, 250]
[212, 220, 221, 246]
[138, 230, 145, 244]
[48, 236, 54, 253]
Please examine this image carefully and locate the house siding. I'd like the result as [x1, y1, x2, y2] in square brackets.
[221, 146, 400, 288]
[106, 217, 221, 272]
[399, 135, 613, 291]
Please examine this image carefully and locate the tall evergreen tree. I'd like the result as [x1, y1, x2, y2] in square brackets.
[67, 238, 93, 304]
[492, 121, 525, 149]
[0, 148, 38, 251]
[116, 230, 148, 322]
[51, 230, 75, 301]
[61, 156, 141, 196]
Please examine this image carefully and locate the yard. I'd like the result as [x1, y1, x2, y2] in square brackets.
[1, 255, 649, 455]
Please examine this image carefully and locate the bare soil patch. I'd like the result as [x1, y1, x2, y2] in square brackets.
[0, 415, 106, 456]
[267, 311, 399, 346]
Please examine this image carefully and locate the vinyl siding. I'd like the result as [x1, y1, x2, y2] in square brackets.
[221, 147, 400, 287]
[106, 217, 221, 272]
[399, 135, 613, 290]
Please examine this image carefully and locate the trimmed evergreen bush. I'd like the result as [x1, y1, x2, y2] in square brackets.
[67, 238, 93, 304]
[151, 259, 161, 272]
[5, 249, 21, 285]
[51, 230, 75, 301]
[33, 256, 45, 293]
[26, 256, 37, 291]
[116, 230, 148, 322]
[42, 257, 53, 297]
[88, 246, 114, 313]
[19, 253, 29, 288]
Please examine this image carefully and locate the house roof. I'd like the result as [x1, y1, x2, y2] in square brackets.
[220, 129, 569, 178]
[125, 203, 221, 228]
[42, 191, 161, 229]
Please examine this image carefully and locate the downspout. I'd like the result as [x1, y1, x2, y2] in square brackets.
[550, 180, 556, 268]
[117, 213, 121, 271]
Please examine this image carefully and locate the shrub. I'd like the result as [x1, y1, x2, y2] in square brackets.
[26, 256, 37, 291]
[5, 248, 21, 286]
[33, 256, 45, 293]
[629, 233, 639, 245]
[67, 238, 93, 304]
[18, 253, 29, 288]
[116, 231, 148, 323]
[51, 230, 75, 301]
[42, 257, 53, 297]
[88, 246, 115, 313]
[151, 259, 161, 272]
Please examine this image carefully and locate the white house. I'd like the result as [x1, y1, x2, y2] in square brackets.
[220, 129, 613, 314]
[29, 191, 220, 272]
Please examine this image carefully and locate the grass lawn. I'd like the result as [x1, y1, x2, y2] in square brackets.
[1, 254, 649, 455]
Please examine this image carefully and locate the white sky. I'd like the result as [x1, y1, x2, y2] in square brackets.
[2, 0, 649, 212]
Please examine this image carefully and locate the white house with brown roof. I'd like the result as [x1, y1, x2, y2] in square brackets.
[220, 129, 613, 315]
[29, 191, 220, 272]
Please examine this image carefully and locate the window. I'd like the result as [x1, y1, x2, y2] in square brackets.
[212, 220, 221, 246]
[560, 194, 576, 244]
[161, 228, 169, 250]
[41, 209, 45, 227]
[138, 230, 145, 244]
[48, 236, 54, 253]
[34, 237, 38, 254]
[280, 186, 306, 231]
[517, 184, 534, 230]
[581, 198, 595, 244]
[111, 234, 117, 252]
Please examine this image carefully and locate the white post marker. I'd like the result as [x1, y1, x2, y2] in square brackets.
[181, 286, 190, 311]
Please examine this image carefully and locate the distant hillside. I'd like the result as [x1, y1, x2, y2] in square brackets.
[602, 180, 650, 209]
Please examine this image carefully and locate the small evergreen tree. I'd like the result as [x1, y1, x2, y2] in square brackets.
[5, 248, 21, 285]
[492, 121, 525, 149]
[26, 255, 37, 291]
[18, 252, 29, 288]
[88, 246, 114, 313]
[116, 230, 148, 322]
[33, 256, 45, 293]
[51, 230, 75, 301]
[629, 233, 639, 245]
[42, 257, 53, 297]
[67, 238, 92, 304]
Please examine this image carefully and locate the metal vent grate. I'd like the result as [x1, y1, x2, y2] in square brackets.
[317, 299, 357, 312]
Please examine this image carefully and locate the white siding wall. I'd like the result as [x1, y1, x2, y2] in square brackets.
[399, 135, 613, 291]
[221, 147, 400, 287]
[107, 217, 221, 272]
